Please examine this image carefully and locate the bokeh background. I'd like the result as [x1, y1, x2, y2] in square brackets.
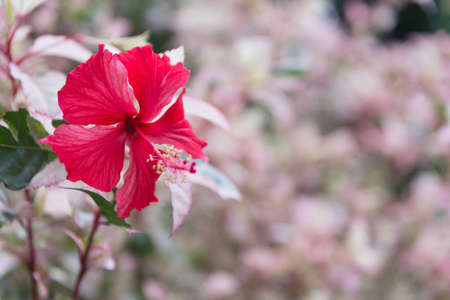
[3, 0, 450, 299]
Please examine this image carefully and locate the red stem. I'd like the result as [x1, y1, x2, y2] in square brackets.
[71, 210, 102, 300]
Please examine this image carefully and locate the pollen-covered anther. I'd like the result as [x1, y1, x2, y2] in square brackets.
[181, 173, 189, 183]
[146, 145, 197, 183]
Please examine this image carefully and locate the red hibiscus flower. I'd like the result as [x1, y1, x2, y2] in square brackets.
[40, 44, 207, 219]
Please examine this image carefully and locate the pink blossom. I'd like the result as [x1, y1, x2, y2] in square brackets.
[41, 44, 207, 218]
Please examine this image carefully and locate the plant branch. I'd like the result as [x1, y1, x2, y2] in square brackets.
[72, 209, 102, 300]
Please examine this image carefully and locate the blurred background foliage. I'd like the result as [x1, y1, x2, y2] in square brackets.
[333, 0, 450, 39]
[3, 0, 450, 299]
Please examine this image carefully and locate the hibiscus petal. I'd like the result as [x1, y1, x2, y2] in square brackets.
[116, 136, 160, 219]
[40, 124, 127, 191]
[58, 44, 137, 126]
[117, 45, 190, 123]
[139, 91, 208, 161]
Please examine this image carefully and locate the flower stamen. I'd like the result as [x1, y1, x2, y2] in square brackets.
[148, 145, 196, 184]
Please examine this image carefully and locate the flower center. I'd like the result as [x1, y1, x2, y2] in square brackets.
[128, 118, 197, 184]
[147, 145, 196, 184]
[125, 117, 139, 135]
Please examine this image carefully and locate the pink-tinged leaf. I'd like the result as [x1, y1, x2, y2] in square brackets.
[29, 35, 92, 63]
[183, 95, 231, 132]
[29, 159, 67, 189]
[40, 124, 127, 192]
[10, 0, 46, 16]
[61, 228, 83, 253]
[9, 64, 65, 118]
[117, 44, 190, 122]
[34, 272, 49, 299]
[139, 90, 208, 161]
[168, 181, 193, 237]
[126, 228, 142, 234]
[116, 135, 160, 219]
[58, 44, 137, 126]
[164, 45, 185, 65]
[88, 242, 116, 270]
[188, 160, 242, 201]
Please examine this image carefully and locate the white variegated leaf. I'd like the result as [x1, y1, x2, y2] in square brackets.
[164, 45, 185, 65]
[167, 180, 193, 237]
[29, 35, 92, 62]
[189, 160, 242, 201]
[9, 64, 65, 118]
[183, 95, 231, 132]
[29, 159, 67, 189]
[10, 0, 46, 16]
[42, 188, 72, 218]
[80, 31, 150, 52]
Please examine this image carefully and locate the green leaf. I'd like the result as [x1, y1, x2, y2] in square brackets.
[127, 233, 155, 257]
[52, 119, 68, 128]
[64, 188, 130, 228]
[0, 183, 10, 205]
[0, 109, 56, 190]
[26, 115, 52, 150]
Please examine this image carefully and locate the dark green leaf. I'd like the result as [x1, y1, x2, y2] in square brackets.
[0, 183, 9, 205]
[273, 68, 306, 77]
[127, 233, 155, 257]
[64, 188, 130, 228]
[4, 109, 31, 143]
[52, 119, 68, 128]
[26, 115, 51, 150]
[0, 109, 56, 190]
